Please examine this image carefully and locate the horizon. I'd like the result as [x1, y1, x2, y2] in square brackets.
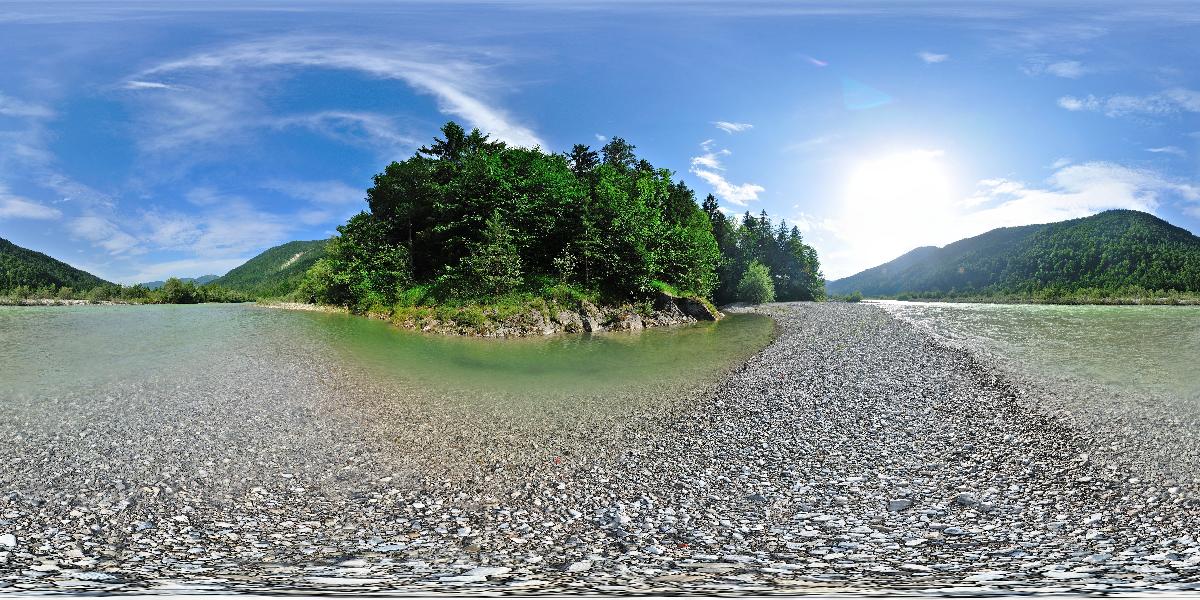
[2, 1, 1200, 283]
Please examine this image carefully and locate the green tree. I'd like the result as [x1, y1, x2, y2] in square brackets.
[737, 260, 776, 304]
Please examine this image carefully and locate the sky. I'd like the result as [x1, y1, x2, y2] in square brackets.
[2, 1, 1200, 282]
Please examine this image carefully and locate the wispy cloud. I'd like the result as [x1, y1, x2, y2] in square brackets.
[783, 134, 839, 153]
[688, 140, 763, 206]
[0, 185, 61, 220]
[594, 133, 607, 142]
[122, 80, 176, 90]
[1146, 146, 1187, 157]
[271, 111, 418, 156]
[1024, 59, 1088, 78]
[131, 37, 543, 149]
[917, 51, 949, 64]
[0, 92, 54, 118]
[1058, 88, 1200, 116]
[712, 121, 753, 134]
[69, 215, 142, 255]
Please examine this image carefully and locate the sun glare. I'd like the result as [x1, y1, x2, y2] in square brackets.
[842, 149, 958, 266]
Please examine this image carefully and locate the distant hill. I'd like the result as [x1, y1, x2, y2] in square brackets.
[141, 274, 220, 290]
[212, 239, 328, 297]
[827, 210, 1200, 297]
[1, 237, 110, 291]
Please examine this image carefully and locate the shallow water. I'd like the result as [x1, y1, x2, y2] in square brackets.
[878, 300, 1200, 404]
[0, 304, 773, 403]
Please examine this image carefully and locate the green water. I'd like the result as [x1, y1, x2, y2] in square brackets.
[0, 304, 774, 403]
[879, 300, 1200, 402]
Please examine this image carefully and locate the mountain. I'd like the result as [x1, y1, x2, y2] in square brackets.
[140, 275, 220, 290]
[211, 239, 328, 297]
[827, 210, 1200, 297]
[1, 236, 110, 291]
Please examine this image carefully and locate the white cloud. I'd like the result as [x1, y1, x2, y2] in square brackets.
[271, 111, 417, 156]
[0, 186, 61, 220]
[123, 80, 175, 90]
[134, 37, 543, 148]
[1058, 88, 1200, 116]
[69, 216, 141, 255]
[1025, 59, 1087, 78]
[783, 134, 838, 153]
[688, 140, 763, 206]
[594, 133, 607, 142]
[712, 121, 752, 134]
[119, 256, 253, 286]
[0, 92, 53, 118]
[918, 51, 949, 64]
[264, 179, 364, 205]
[1146, 146, 1187, 157]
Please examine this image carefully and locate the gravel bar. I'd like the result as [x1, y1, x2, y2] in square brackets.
[2, 302, 1199, 594]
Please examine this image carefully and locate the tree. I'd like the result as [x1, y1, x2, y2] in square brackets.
[737, 260, 775, 304]
[445, 209, 523, 298]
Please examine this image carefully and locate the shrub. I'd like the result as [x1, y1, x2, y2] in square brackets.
[736, 260, 775, 304]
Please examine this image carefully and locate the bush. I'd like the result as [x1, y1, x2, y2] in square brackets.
[736, 260, 775, 304]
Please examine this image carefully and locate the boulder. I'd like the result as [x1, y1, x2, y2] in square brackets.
[579, 300, 605, 332]
[554, 310, 584, 333]
[679, 297, 722, 321]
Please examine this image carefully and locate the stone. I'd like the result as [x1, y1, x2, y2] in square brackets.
[0, 534, 14, 548]
[888, 499, 912, 512]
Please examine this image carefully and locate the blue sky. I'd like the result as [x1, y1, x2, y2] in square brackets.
[1, 1, 1199, 282]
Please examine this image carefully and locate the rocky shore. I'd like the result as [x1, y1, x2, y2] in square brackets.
[267, 292, 723, 337]
[2, 302, 1199, 594]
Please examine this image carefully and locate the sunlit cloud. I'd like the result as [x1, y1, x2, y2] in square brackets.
[0, 92, 54, 118]
[69, 215, 142, 255]
[712, 121, 753, 134]
[918, 51, 949, 64]
[688, 140, 762, 206]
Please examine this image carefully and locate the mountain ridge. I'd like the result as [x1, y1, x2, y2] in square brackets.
[1, 237, 110, 291]
[211, 239, 328, 297]
[827, 210, 1200, 297]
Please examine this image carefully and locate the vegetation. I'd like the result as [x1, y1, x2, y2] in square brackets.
[1, 277, 251, 305]
[295, 122, 824, 315]
[827, 210, 1200, 302]
[1, 237, 250, 305]
[736, 260, 776, 304]
[212, 239, 328, 298]
[1, 236, 109, 291]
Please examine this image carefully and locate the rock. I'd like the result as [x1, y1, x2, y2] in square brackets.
[954, 492, 978, 507]
[942, 527, 968, 536]
[0, 534, 14, 548]
[554, 311, 583, 333]
[579, 301, 605, 332]
[679, 297, 722, 321]
[465, 566, 511, 578]
[565, 560, 593, 572]
[888, 499, 912, 512]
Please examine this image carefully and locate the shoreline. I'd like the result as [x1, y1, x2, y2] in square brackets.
[259, 295, 724, 337]
[2, 302, 1198, 593]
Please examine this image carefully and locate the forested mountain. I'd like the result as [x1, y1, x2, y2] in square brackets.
[141, 275, 219, 290]
[0, 236, 109, 292]
[827, 210, 1200, 297]
[212, 239, 328, 297]
[297, 122, 823, 310]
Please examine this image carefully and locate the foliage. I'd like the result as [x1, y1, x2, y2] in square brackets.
[212, 239, 329, 298]
[307, 122, 825, 313]
[702, 198, 825, 304]
[0, 277, 252, 305]
[827, 210, 1200, 299]
[737, 260, 776, 304]
[1, 236, 109, 291]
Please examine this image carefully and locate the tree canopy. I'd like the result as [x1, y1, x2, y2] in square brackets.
[301, 122, 826, 310]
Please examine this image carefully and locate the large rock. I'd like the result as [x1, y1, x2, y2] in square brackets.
[678, 297, 722, 321]
[579, 300, 605, 332]
[554, 310, 584, 333]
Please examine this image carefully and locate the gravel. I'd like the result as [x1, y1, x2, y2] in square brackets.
[2, 301, 1199, 594]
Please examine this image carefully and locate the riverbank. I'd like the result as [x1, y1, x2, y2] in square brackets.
[261, 292, 723, 337]
[879, 292, 1200, 306]
[1, 303, 1198, 593]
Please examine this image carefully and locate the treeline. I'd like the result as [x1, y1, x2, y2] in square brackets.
[298, 122, 824, 310]
[0, 278, 252, 305]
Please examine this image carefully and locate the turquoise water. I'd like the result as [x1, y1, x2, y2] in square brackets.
[0, 304, 774, 403]
[879, 301, 1200, 402]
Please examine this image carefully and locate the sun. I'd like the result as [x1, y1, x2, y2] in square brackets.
[841, 149, 959, 264]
